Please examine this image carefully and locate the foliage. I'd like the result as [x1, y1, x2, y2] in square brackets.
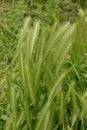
[0, 1, 26, 129]
[0, 1, 87, 130]
[3, 11, 87, 129]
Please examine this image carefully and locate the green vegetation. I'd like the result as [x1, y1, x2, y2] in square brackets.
[0, 0, 87, 130]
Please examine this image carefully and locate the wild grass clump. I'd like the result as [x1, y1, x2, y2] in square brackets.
[5, 17, 75, 130]
[4, 10, 87, 130]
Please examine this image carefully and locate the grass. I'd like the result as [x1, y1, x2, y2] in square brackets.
[3, 11, 87, 130]
[0, 1, 26, 129]
[6, 18, 74, 130]
[0, 1, 87, 130]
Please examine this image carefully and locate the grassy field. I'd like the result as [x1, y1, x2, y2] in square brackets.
[0, 0, 87, 130]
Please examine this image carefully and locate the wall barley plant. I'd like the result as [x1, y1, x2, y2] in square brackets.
[5, 12, 87, 130]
